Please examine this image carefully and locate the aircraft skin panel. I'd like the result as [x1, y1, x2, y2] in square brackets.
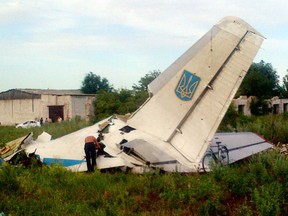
[128, 20, 244, 141]
[147, 27, 221, 95]
[171, 30, 264, 162]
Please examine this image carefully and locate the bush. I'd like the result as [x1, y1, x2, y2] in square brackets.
[253, 183, 283, 216]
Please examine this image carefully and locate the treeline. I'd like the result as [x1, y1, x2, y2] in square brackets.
[81, 70, 160, 122]
[81, 60, 287, 121]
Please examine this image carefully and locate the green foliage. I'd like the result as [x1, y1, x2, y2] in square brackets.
[81, 72, 113, 94]
[0, 165, 20, 192]
[0, 150, 287, 215]
[249, 97, 271, 115]
[93, 70, 160, 122]
[218, 105, 239, 131]
[94, 89, 148, 122]
[237, 60, 280, 99]
[253, 183, 282, 216]
[218, 113, 288, 144]
[132, 70, 161, 92]
[278, 70, 288, 98]
[236, 60, 280, 115]
[248, 152, 288, 216]
[235, 204, 254, 216]
[94, 90, 121, 121]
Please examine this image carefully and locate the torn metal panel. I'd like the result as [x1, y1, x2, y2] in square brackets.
[36, 132, 52, 143]
[123, 139, 175, 163]
[1, 133, 33, 160]
[122, 139, 182, 171]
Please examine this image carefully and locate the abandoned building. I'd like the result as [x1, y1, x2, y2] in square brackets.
[0, 89, 95, 126]
[232, 96, 253, 115]
[269, 96, 288, 114]
[232, 96, 288, 115]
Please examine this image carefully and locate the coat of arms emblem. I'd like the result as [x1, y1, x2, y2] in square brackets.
[175, 70, 200, 101]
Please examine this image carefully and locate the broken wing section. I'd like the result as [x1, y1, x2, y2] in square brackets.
[128, 17, 264, 163]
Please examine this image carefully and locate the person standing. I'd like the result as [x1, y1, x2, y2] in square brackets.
[84, 136, 97, 172]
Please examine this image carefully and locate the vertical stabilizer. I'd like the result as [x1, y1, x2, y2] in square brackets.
[128, 16, 264, 163]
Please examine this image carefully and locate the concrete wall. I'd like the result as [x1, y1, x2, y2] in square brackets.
[71, 96, 95, 121]
[232, 96, 253, 116]
[0, 98, 42, 125]
[270, 97, 288, 114]
[232, 96, 288, 115]
[0, 94, 95, 126]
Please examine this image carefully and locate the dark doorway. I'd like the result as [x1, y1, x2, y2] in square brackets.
[238, 105, 244, 114]
[273, 104, 279, 114]
[284, 103, 288, 113]
[48, 105, 64, 122]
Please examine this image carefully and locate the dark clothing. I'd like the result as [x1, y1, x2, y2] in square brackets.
[84, 142, 96, 172]
[97, 143, 106, 156]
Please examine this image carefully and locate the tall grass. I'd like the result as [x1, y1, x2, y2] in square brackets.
[219, 113, 288, 144]
[0, 118, 91, 148]
[1, 115, 288, 214]
[0, 150, 287, 215]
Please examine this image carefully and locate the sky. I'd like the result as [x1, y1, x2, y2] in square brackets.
[1, 0, 288, 92]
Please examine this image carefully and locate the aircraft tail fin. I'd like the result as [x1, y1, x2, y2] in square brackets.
[128, 16, 264, 163]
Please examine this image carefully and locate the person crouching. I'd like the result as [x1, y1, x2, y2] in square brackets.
[84, 136, 97, 172]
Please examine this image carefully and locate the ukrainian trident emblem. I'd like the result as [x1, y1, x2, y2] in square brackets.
[175, 70, 200, 101]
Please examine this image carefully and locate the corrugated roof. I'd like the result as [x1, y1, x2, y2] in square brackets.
[0, 89, 41, 100]
[0, 89, 95, 100]
[19, 89, 95, 96]
[1, 89, 95, 96]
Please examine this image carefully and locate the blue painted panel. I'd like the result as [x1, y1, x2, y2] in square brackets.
[175, 70, 201, 101]
[43, 158, 85, 167]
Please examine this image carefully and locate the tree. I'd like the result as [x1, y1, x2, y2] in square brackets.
[236, 60, 280, 100]
[132, 70, 161, 92]
[94, 88, 150, 122]
[81, 72, 113, 94]
[94, 90, 120, 121]
[279, 71, 288, 98]
[218, 105, 239, 131]
[236, 60, 280, 115]
[93, 70, 161, 122]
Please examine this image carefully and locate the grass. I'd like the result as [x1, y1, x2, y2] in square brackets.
[1, 114, 288, 215]
[0, 150, 287, 215]
[219, 113, 288, 144]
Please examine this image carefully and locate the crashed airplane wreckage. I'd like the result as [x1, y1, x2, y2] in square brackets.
[1, 16, 272, 172]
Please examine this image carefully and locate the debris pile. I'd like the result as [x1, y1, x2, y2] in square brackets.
[273, 143, 288, 155]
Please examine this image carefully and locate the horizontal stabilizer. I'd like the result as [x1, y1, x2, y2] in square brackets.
[212, 132, 273, 163]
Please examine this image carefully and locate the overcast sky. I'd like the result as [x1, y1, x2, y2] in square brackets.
[0, 0, 287, 92]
